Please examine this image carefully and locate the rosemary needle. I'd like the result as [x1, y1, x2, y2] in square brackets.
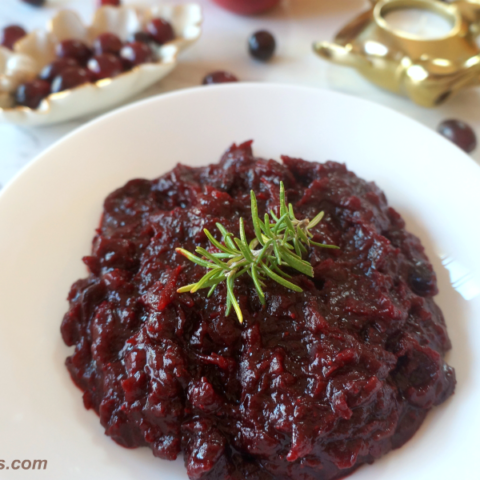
[176, 182, 338, 323]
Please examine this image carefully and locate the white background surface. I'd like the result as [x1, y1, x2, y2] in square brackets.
[0, 84, 479, 479]
[1, 0, 480, 189]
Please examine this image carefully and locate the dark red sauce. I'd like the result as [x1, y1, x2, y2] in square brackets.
[61, 141, 455, 479]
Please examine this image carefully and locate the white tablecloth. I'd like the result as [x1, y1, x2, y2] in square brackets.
[1, 0, 480, 189]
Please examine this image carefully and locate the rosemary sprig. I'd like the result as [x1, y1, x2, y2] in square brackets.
[176, 182, 339, 323]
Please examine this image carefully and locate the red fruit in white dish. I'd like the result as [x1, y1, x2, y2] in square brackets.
[88, 54, 124, 81]
[120, 41, 154, 68]
[145, 18, 175, 45]
[93, 32, 123, 56]
[1, 25, 27, 50]
[39, 58, 79, 83]
[212, 0, 279, 15]
[15, 79, 50, 108]
[129, 32, 153, 44]
[56, 40, 92, 66]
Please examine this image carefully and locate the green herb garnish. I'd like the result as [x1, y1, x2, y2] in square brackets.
[176, 182, 339, 323]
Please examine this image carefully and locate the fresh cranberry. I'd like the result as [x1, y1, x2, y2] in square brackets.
[15, 79, 51, 109]
[120, 42, 154, 68]
[248, 30, 276, 61]
[1, 25, 27, 50]
[128, 31, 153, 44]
[88, 54, 123, 80]
[145, 18, 175, 45]
[39, 58, 79, 83]
[93, 33, 123, 56]
[56, 40, 92, 66]
[202, 71, 239, 85]
[408, 264, 436, 296]
[98, 0, 121, 6]
[437, 119, 477, 153]
[21, 0, 46, 5]
[51, 66, 90, 93]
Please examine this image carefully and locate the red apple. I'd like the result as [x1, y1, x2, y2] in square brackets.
[212, 0, 280, 15]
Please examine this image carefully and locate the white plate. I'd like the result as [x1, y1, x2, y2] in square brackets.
[0, 84, 479, 479]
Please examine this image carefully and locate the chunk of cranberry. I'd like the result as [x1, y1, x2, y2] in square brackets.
[408, 264, 436, 296]
[248, 30, 276, 61]
[93, 33, 123, 56]
[128, 31, 153, 44]
[120, 42, 154, 68]
[56, 40, 92, 66]
[88, 54, 123, 80]
[202, 71, 238, 85]
[51, 66, 91, 93]
[437, 119, 477, 153]
[145, 18, 175, 45]
[15, 79, 51, 109]
[1, 25, 27, 50]
[39, 58, 79, 83]
[98, 0, 121, 6]
[21, 0, 46, 6]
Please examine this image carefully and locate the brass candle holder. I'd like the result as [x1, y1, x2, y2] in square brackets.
[314, 0, 480, 107]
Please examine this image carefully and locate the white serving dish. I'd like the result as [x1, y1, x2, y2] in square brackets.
[0, 84, 479, 479]
[0, 3, 202, 126]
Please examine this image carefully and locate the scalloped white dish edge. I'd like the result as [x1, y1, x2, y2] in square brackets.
[0, 84, 479, 480]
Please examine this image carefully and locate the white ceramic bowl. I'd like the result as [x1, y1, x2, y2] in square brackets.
[0, 84, 479, 479]
[0, 4, 202, 126]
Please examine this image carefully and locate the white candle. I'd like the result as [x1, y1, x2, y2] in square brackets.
[384, 8, 453, 40]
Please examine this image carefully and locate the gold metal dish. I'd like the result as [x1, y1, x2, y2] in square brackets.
[314, 0, 480, 107]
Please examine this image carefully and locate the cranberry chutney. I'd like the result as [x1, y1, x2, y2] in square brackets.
[61, 142, 455, 480]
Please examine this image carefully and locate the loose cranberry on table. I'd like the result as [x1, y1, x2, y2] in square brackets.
[1, 25, 27, 51]
[39, 58, 79, 83]
[93, 32, 123, 56]
[437, 119, 477, 153]
[56, 39, 92, 66]
[145, 18, 175, 45]
[202, 71, 239, 85]
[88, 54, 123, 81]
[51, 66, 90, 93]
[21, 0, 46, 6]
[15, 79, 50, 109]
[120, 41, 154, 68]
[248, 30, 276, 61]
[212, 0, 280, 15]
